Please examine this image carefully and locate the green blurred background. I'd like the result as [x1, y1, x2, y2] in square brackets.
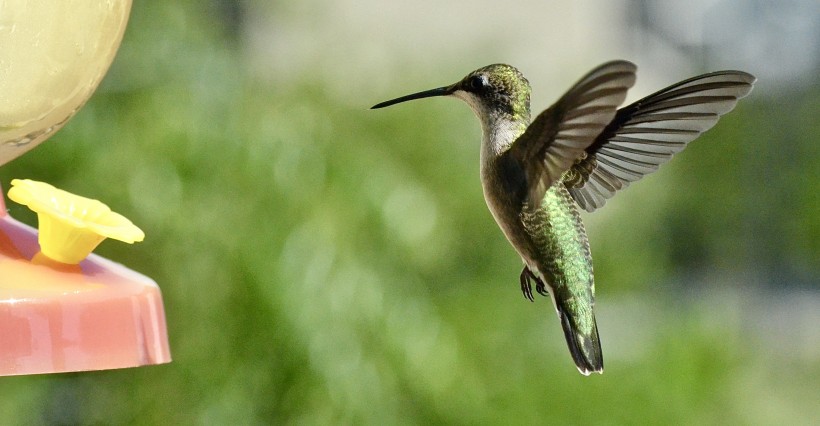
[1, 0, 818, 424]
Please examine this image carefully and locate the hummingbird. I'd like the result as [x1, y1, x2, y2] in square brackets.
[372, 61, 755, 375]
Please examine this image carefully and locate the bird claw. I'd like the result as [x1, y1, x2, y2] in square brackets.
[520, 266, 549, 302]
[520, 268, 535, 302]
[536, 280, 549, 297]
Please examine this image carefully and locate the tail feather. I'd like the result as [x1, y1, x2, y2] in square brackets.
[557, 301, 603, 375]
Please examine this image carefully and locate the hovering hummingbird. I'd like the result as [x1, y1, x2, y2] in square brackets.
[372, 61, 755, 375]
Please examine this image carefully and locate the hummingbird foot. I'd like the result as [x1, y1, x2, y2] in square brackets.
[519, 267, 535, 302]
[535, 278, 549, 298]
[520, 266, 549, 302]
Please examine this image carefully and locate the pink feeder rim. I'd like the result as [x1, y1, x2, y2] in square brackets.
[0, 184, 171, 376]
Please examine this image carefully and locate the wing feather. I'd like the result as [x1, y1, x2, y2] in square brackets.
[508, 61, 637, 208]
[566, 70, 756, 212]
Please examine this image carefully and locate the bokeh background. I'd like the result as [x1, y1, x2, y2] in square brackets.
[1, 0, 819, 424]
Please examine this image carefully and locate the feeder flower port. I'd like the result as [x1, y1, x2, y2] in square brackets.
[7, 179, 144, 264]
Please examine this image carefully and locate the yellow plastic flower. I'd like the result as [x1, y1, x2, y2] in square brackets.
[7, 179, 144, 264]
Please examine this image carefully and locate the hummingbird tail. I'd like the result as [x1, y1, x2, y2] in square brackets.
[556, 300, 603, 376]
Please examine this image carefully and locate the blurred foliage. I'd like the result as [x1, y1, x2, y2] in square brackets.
[1, 1, 818, 425]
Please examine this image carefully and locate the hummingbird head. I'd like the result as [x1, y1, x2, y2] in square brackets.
[372, 64, 532, 126]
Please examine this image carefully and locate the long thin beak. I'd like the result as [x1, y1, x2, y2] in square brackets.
[371, 86, 453, 109]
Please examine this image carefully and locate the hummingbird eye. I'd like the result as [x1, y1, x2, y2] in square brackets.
[468, 75, 487, 91]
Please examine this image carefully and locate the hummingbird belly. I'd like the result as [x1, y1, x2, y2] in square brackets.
[520, 185, 595, 298]
[482, 158, 595, 308]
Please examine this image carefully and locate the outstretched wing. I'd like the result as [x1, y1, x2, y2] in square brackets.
[565, 71, 756, 212]
[508, 61, 637, 209]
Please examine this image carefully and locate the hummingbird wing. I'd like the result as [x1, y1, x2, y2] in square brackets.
[508, 61, 637, 209]
[564, 70, 756, 212]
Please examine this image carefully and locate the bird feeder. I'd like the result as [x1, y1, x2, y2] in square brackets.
[0, 0, 171, 376]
